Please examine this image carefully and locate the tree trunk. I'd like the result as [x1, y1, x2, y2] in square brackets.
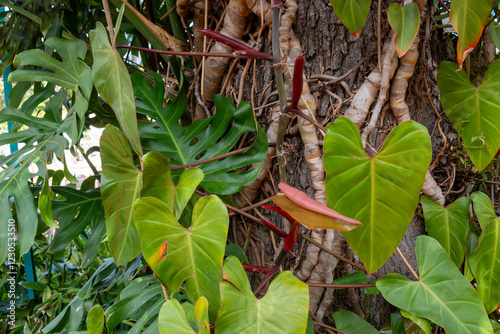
[223, 0, 455, 329]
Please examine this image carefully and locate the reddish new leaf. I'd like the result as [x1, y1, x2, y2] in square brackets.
[284, 222, 299, 251]
[262, 205, 297, 224]
[290, 55, 304, 110]
[271, 183, 361, 231]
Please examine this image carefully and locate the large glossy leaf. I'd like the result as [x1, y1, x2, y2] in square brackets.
[438, 60, 500, 171]
[133, 72, 267, 195]
[331, 310, 378, 334]
[215, 256, 309, 334]
[387, 2, 420, 57]
[421, 196, 470, 267]
[450, 0, 493, 68]
[90, 22, 143, 157]
[377, 236, 493, 334]
[158, 297, 209, 334]
[100, 124, 142, 266]
[330, 0, 371, 38]
[470, 192, 500, 313]
[48, 186, 103, 253]
[324, 118, 431, 273]
[133, 195, 228, 320]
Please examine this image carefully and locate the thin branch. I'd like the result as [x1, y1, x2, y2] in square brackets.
[170, 145, 252, 170]
[285, 106, 326, 133]
[116, 45, 272, 60]
[396, 246, 419, 280]
[102, 0, 116, 49]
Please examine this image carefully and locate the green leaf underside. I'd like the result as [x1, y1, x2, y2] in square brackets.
[90, 22, 143, 157]
[450, 0, 494, 67]
[470, 192, 500, 313]
[133, 72, 267, 195]
[134, 196, 228, 320]
[377, 236, 493, 334]
[438, 60, 500, 172]
[216, 257, 309, 334]
[324, 118, 431, 273]
[332, 310, 378, 334]
[100, 125, 142, 266]
[421, 196, 470, 267]
[387, 2, 420, 57]
[330, 0, 370, 38]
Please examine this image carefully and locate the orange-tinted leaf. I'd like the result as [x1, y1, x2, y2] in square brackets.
[450, 0, 493, 69]
[271, 183, 361, 231]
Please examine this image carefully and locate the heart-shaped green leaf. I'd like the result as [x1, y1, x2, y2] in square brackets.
[133, 72, 267, 195]
[331, 310, 378, 334]
[90, 22, 143, 157]
[324, 117, 431, 273]
[437, 60, 500, 172]
[470, 192, 500, 313]
[377, 236, 493, 334]
[100, 124, 142, 266]
[215, 256, 309, 334]
[421, 196, 470, 267]
[330, 0, 371, 38]
[388, 2, 420, 57]
[134, 195, 228, 320]
[450, 0, 493, 68]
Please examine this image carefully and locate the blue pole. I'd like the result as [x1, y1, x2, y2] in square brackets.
[2, 7, 35, 300]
